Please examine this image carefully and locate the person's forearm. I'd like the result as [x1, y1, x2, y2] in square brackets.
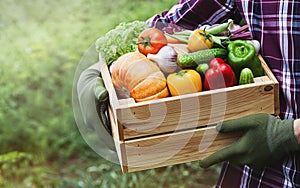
[294, 119, 300, 144]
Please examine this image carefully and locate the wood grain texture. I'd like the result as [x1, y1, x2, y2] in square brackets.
[121, 125, 241, 173]
[258, 55, 280, 114]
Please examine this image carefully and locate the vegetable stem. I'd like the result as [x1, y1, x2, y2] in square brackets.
[137, 36, 152, 49]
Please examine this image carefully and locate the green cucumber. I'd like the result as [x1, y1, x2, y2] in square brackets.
[196, 63, 209, 77]
[178, 48, 228, 68]
[239, 68, 254, 85]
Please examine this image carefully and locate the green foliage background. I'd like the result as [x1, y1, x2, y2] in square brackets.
[0, 0, 220, 187]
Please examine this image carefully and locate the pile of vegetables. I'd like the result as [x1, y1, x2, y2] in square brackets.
[96, 19, 265, 102]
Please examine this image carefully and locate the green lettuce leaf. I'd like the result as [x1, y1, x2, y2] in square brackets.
[95, 21, 149, 65]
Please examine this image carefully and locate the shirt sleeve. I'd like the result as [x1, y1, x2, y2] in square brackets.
[146, 0, 241, 31]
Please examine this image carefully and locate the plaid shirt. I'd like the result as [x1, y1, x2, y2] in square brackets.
[147, 0, 300, 187]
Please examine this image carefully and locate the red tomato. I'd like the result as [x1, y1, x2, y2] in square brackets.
[204, 58, 236, 90]
[137, 28, 168, 56]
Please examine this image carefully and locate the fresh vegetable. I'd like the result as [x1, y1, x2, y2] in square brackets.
[227, 23, 241, 33]
[95, 21, 149, 65]
[166, 35, 186, 44]
[137, 28, 168, 56]
[166, 29, 229, 47]
[167, 20, 252, 46]
[166, 19, 234, 47]
[248, 55, 265, 77]
[246, 40, 260, 55]
[239, 68, 254, 85]
[229, 25, 252, 40]
[147, 45, 178, 74]
[110, 52, 169, 102]
[188, 29, 214, 52]
[203, 58, 236, 90]
[167, 69, 202, 96]
[205, 19, 233, 35]
[227, 39, 263, 78]
[178, 48, 228, 68]
[227, 40, 256, 72]
[165, 30, 192, 43]
[196, 63, 209, 78]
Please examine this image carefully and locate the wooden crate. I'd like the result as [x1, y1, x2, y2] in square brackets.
[100, 45, 279, 173]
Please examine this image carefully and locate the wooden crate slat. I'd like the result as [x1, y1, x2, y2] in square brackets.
[117, 82, 275, 140]
[122, 126, 241, 173]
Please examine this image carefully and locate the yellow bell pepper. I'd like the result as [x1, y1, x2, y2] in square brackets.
[188, 29, 214, 52]
[167, 69, 202, 96]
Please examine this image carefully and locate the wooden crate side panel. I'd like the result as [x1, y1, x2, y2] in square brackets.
[108, 105, 128, 172]
[258, 55, 280, 115]
[117, 82, 276, 140]
[100, 58, 127, 141]
[99, 58, 120, 109]
[122, 126, 241, 173]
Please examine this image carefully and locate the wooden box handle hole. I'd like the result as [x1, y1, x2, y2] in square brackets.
[264, 85, 274, 92]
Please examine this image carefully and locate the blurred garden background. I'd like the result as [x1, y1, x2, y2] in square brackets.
[0, 0, 220, 187]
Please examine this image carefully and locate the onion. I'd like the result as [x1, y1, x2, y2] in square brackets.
[228, 23, 241, 33]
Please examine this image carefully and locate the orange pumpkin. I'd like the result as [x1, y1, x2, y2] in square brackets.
[110, 52, 169, 102]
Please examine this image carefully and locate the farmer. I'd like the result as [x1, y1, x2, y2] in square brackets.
[75, 0, 300, 187]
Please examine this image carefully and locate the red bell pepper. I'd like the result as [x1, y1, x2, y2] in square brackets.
[204, 58, 236, 90]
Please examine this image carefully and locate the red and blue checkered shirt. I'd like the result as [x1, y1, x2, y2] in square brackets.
[147, 0, 300, 187]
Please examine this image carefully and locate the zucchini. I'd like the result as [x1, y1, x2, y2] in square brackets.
[178, 48, 228, 68]
[239, 68, 254, 85]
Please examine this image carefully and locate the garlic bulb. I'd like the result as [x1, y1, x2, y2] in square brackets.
[246, 40, 261, 55]
[147, 45, 178, 74]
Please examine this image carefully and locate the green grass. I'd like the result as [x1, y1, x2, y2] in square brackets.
[0, 0, 221, 187]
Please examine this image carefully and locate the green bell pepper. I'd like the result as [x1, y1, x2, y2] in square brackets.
[248, 55, 265, 77]
[227, 40, 256, 71]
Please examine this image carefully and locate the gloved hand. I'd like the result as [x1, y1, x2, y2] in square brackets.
[74, 44, 116, 156]
[77, 64, 111, 134]
[94, 76, 111, 135]
[75, 63, 118, 164]
[199, 113, 300, 170]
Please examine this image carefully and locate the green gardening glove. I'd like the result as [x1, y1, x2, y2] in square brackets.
[94, 76, 111, 135]
[76, 63, 115, 152]
[73, 44, 117, 162]
[199, 113, 300, 170]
